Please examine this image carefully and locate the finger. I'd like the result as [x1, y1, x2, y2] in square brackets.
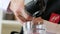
[17, 7, 33, 21]
[35, 17, 43, 23]
[14, 11, 27, 23]
[33, 17, 43, 25]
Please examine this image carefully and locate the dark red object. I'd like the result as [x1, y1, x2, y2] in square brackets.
[49, 13, 60, 24]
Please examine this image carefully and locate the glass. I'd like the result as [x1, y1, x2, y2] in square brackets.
[24, 0, 47, 34]
[23, 18, 46, 34]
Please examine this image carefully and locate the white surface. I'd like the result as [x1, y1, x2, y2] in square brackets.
[0, 9, 3, 34]
[0, 0, 10, 10]
[2, 20, 22, 25]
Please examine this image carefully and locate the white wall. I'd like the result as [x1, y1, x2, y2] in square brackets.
[0, 0, 10, 10]
[0, 9, 3, 34]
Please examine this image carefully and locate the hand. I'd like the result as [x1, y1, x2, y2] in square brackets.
[10, 0, 32, 24]
[10, 0, 43, 24]
[33, 17, 43, 25]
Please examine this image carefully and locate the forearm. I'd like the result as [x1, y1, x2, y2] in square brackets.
[56, 24, 60, 34]
[10, 0, 24, 12]
[44, 20, 59, 34]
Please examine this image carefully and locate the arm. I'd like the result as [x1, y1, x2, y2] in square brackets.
[44, 20, 60, 34]
[56, 24, 60, 34]
[10, 0, 24, 12]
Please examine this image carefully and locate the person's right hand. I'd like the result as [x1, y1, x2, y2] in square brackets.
[10, 0, 43, 25]
[10, 0, 32, 24]
[13, 8, 33, 24]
